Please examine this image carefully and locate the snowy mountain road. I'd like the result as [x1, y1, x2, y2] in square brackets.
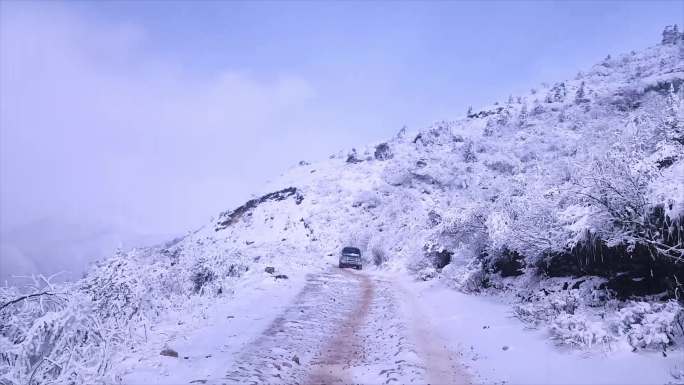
[222, 268, 469, 385]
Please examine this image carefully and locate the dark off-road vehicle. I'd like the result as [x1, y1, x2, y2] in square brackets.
[339, 247, 362, 270]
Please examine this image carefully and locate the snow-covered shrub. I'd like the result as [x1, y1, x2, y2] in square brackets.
[346, 148, 363, 164]
[80, 250, 177, 323]
[374, 142, 393, 160]
[187, 252, 248, 296]
[441, 259, 489, 292]
[191, 264, 216, 294]
[514, 290, 581, 325]
[366, 235, 390, 266]
[370, 245, 387, 266]
[381, 159, 413, 186]
[352, 190, 380, 209]
[1, 277, 119, 384]
[485, 160, 515, 174]
[574, 150, 682, 263]
[417, 267, 438, 281]
[550, 313, 613, 348]
[462, 140, 477, 162]
[611, 301, 684, 350]
[485, 248, 526, 277]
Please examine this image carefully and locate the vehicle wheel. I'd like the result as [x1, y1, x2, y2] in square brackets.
[356, 265, 362, 270]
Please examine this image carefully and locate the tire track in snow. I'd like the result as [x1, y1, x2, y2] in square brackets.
[222, 270, 362, 384]
[305, 269, 373, 384]
[221, 268, 468, 385]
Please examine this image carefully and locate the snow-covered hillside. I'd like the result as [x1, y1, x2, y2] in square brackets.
[2, 26, 683, 384]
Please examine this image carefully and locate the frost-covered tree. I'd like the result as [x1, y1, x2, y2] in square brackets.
[662, 24, 682, 45]
[462, 139, 477, 163]
[574, 151, 683, 263]
[518, 103, 528, 127]
[546, 82, 567, 103]
[575, 81, 589, 104]
[662, 83, 683, 145]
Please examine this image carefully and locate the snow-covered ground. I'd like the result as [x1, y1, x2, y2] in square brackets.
[401, 275, 684, 385]
[2, 27, 683, 385]
[112, 266, 682, 384]
[118, 265, 467, 384]
[118, 268, 311, 384]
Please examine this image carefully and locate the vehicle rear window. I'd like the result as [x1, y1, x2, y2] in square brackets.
[342, 247, 361, 255]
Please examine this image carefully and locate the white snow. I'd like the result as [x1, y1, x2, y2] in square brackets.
[118, 270, 310, 384]
[3, 29, 683, 385]
[401, 275, 684, 385]
[118, 269, 683, 385]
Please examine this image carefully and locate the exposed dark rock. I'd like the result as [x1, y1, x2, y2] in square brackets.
[274, 274, 289, 280]
[264, 266, 275, 274]
[301, 218, 315, 238]
[657, 156, 677, 169]
[467, 106, 504, 119]
[215, 187, 303, 231]
[410, 172, 440, 185]
[160, 348, 178, 358]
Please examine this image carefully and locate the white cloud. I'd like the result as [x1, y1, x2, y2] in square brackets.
[1, 3, 318, 234]
[0, 3, 323, 279]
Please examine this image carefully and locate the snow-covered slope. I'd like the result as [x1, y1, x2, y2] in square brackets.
[173, 26, 683, 292]
[2, 26, 683, 384]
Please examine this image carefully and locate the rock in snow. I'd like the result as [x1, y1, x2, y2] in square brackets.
[160, 348, 179, 358]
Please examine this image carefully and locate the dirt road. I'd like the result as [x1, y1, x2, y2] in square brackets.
[222, 268, 469, 385]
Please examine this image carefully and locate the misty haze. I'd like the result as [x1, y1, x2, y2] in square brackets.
[1, 1, 683, 384]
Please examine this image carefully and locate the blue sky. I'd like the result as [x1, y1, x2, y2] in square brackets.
[0, 0, 682, 278]
[69, 0, 681, 120]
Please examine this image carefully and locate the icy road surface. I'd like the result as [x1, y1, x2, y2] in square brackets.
[222, 268, 469, 385]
